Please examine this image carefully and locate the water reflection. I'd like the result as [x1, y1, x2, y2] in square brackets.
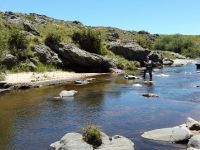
[0, 64, 200, 150]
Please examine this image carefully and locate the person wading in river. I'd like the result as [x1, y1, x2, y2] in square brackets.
[143, 56, 153, 81]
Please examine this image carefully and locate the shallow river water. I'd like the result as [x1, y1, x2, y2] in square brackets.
[1, 64, 200, 150]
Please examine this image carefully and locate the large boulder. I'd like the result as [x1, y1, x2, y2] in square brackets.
[1, 54, 18, 68]
[55, 44, 116, 72]
[107, 41, 149, 66]
[187, 135, 200, 150]
[50, 133, 93, 150]
[142, 126, 192, 142]
[34, 44, 63, 66]
[50, 132, 134, 150]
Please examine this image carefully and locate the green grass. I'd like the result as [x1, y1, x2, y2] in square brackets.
[82, 123, 102, 148]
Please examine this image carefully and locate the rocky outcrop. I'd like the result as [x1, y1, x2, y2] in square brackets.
[50, 132, 134, 150]
[54, 44, 116, 72]
[23, 21, 40, 36]
[1, 54, 18, 68]
[34, 44, 63, 66]
[4, 11, 23, 24]
[107, 41, 149, 66]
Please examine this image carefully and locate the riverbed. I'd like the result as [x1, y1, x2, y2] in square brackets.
[0, 63, 200, 150]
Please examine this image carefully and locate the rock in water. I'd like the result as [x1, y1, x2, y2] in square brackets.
[59, 90, 78, 97]
[124, 75, 140, 80]
[142, 126, 192, 143]
[50, 133, 93, 150]
[142, 93, 159, 98]
[132, 84, 142, 87]
[187, 135, 200, 150]
[186, 117, 200, 131]
[50, 132, 134, 150]
[98, 132, 134, 150]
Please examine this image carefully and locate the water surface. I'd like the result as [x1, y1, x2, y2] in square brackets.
[0, 64, 200, 150]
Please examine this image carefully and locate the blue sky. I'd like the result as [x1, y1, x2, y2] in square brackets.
[0, 0, 200, 35]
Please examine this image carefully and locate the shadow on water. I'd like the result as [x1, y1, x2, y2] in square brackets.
[0, 65, 200, 150]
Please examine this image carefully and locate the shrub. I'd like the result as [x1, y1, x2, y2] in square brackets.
[115, 56, 139, 71]
[44, 33, 61, 49]
[154, 35, 194, 53]
[82, 123, 102, 148]
[8, 29, 29, 60]
[72, 29, 102, 54]
[181, 47, 200, 58]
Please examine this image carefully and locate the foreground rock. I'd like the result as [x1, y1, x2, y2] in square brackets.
[187, 135, 200, 150]
[55, 44, 116, 73]
[50, 133, 93, 150]
[50, 132, 134, 150]
[142, 126, 191, 142]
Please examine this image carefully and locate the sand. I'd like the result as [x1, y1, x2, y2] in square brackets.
[5, 71, 106, 84]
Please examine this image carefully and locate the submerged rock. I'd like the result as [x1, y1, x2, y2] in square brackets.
[124, 75, 140, 80]
[142, 126, 192, 143]
[142, 93, 159, 98]
[59, 90, 78, 97]
[187, 135, 200, 150]
[50, 132, 134, 150]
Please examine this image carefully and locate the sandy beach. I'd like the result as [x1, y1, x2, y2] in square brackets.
[5, 71, 107, 84]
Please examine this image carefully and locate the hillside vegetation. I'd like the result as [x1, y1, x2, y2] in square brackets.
[0, 11, 199, 76]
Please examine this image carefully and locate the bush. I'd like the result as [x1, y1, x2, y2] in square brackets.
[115, 56, 139, 71]
[154, 35, 194, 53]
[82, 123, 102, 148]
[181, 47, 200, 58]
[72, 29, 102, 54]
[8, 30, 29, 60]
[44, 33, 61, 49]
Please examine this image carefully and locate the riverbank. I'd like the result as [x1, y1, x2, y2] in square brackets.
[172, 59, 197, 66]
[0, 71, 109, 94]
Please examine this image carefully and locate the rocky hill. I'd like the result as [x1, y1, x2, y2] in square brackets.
[0, 11, 187, 76]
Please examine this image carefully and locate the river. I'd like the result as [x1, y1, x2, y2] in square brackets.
[0, 63, 200, 150]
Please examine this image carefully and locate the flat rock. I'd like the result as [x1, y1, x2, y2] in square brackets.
[97, 132, 134, 150]
[50, 133, 93, 150]
[142, 126, 192, 142]
[187, 135, 200, 150]
[50, 132, 134, 150]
